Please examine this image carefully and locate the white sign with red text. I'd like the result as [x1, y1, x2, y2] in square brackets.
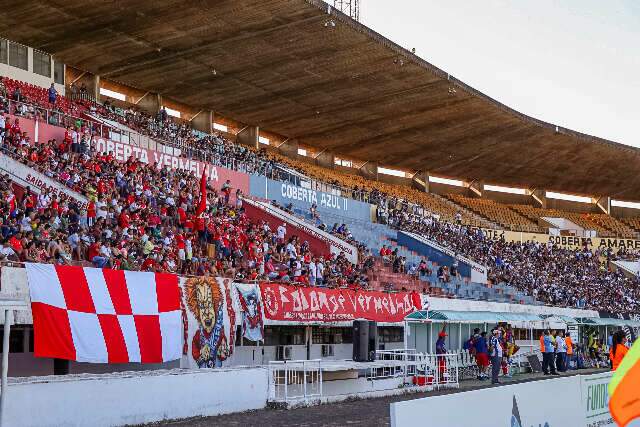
[0, 154, 89, 210]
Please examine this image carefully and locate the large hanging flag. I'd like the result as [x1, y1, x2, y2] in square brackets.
[609, 340, 640, 426]
[195, 169, 207, 216]
[25, 263, 182, 363]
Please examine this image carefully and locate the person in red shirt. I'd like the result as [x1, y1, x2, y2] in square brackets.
[87, 200, 96, 226]
[176, 232, 186, 267]
[86, 241, 100, 262]
[9, 233, 23, 256]
[118, 210, 130, 230]
[24, 191, 36, 214]
[63, 126, 72, 145]
[177, 206, 187, 225]
[10, 119, 21, 139]
[5, 192, 16, 214]
[141, 256, 157, 271]
[96, 179, 107, 195]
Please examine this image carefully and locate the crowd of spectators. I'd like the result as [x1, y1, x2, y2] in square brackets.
[0, 123, 375, 289]
[396, 213, 640, 313]
[0, 75, 639, 313]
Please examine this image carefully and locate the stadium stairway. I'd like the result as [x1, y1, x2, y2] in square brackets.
[297, 208, 538, 305]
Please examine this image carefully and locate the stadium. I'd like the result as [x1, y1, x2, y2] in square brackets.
[0, 1, 636, 426]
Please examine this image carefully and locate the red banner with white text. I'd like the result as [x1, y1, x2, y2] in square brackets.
[259, 283, 421, 323]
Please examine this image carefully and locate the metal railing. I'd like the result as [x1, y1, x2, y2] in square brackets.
[268, 359, 323, 404]
[375, 349, 460, 389]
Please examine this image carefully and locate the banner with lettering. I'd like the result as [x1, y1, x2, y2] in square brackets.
[259, 283, 420, 323]
[473, 227, 640, 251]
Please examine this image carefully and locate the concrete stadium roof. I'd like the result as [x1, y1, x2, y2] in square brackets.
[2, 0, 639, 199]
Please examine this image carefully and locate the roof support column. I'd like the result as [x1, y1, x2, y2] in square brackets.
[190, 110, 213, 134]
[277, 138, 299, 158]
[136, 92, 161, 115]
[68, 70, 99, 101]
[314, 150, 335, 170]
[359, 161, 378, 181]
[236, 125, 259, 150]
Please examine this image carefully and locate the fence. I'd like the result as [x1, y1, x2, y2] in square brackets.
[268, 350, 459, 405]
[268, 360, 323, 404]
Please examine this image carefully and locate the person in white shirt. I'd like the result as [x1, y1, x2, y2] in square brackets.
[489, 328, 503, 384]
[308, 259, 317, 286]
[37, 193, 51, 210]
[555, 330, 567, 372]
[0, 114, 5, 141]
[286, 240, 297, 260]
[316, 258, 325, 287]
[277, 223, 286, 243]
[293, 257, 302, 277]
[96, 199, 108, 219]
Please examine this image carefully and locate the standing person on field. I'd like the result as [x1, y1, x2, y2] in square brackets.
[435, 324, 448, 381]
[542, 329, 558, 375]
[610, 330, 629, 371]
[565, 331, 574, 370]
[555, 330, 567, 372]
[489, 328, 503, 384]
[474, 330, 489, 380]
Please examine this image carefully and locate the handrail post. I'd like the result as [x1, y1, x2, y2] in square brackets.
[303, 361, 307, 401]
[0, 309, 13, 427]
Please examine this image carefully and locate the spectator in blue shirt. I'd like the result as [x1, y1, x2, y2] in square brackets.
[48, 83, 57, 107]
[542, 329, 558, 376]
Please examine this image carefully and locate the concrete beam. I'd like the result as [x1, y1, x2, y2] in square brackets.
[190, 110, 213, 134]
[411, 170, 429, 193]
[236, 125, 259, 150]
[595, 196, 610, 214]
[468, 179, 483, 197]
[531, 188, 546, 208]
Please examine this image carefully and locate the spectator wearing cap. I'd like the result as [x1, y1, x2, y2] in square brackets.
[436, 325, 448, 379]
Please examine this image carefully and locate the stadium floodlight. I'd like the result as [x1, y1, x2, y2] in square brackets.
[332, 0, 360, 21]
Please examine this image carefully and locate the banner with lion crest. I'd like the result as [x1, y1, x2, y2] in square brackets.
[179, 277, 265, 369]
[180, 277, 237, 369]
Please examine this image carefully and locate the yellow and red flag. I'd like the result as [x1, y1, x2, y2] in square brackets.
[610, 340, 640, 426]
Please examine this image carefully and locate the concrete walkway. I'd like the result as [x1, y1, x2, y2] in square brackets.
[149, 368, 606, 427]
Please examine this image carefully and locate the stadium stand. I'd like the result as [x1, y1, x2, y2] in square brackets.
[268, 152, 494, 228]
[584, 213, 639, 239]
[622, 217, 640, 234]
[446, 194, 545, 233]
[0, 74, 640, 313]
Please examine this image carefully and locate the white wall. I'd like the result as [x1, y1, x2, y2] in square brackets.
[0, 47, 65, 94]
[6, 367, 268, 427]
[391, 372, 613, 427]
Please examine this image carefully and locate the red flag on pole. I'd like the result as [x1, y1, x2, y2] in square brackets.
[196, 169, 207, 215]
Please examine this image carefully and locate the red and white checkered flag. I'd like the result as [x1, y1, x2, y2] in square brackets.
[25, 263, 182, 363]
